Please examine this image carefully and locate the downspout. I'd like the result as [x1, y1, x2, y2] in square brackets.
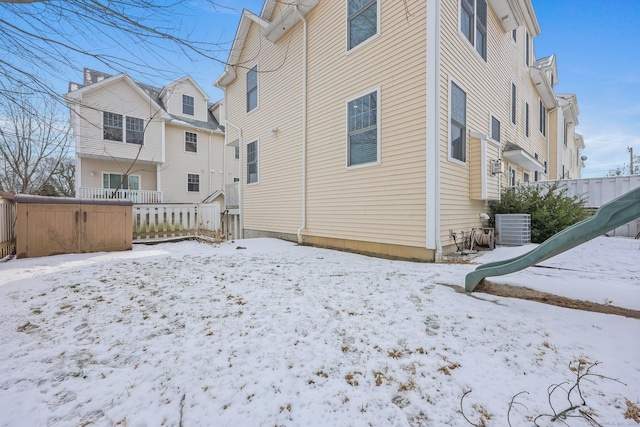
[208, 130, 213, 195]
[426, 0, 442, 261]
[294, 5, 308, 244]
[225, 120, 243, 238]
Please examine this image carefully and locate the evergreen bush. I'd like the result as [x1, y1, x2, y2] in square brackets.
[489, 182, 589, 243]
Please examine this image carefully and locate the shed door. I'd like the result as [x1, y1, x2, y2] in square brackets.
[21, 204, 78, 258]
[81, 205, 131, 253]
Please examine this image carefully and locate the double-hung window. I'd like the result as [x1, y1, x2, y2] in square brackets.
[525, 102, 530, 137]
[460, 0, 487, 60]
[247, 141, 258, 184]
[525, 30, 530, 67]
[539, 100, 546, 136]
[511, 83, 517, 125]
[246, 65, 258, 112]
[450, 82, 467, 163]
[185, 132, 197, 153]
[187, 173, 200, 192]
[183, 95, 194, 116]
[126, 116, 144, 145]
[103, 112, 123, 142]
[347, 90, 378, 166]
[348, 0, 378, 50]
[491, 116, 500, 142]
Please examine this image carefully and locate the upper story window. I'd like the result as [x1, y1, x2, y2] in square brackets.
[126, 116, 144, 145]
[234, 146, 240, 159]
[525, 30, 530, 67]
[187, 173, 200, 192]
[491, 116, 500, 142]
[347, 90, 379, 166]
[103, 112, 123, 142]
[103, 173, 139, 190]
[450, 82, 467, 163]
[539, 100, 547, 136]
[247, 140, 258, 183]
[510, 83, 517, 125]
[525, 102, 530, 137]
[511, 28, 517, 42]
[348, 0, 378, 50]
[460, 0, 487, 60]
[563, 119, 568, 147]
[185, 131, 198, 153]
[182, 94, 194, 116]
[246, 65, 258, 112]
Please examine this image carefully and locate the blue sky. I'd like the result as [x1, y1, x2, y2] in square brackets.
[38, 0, 638, 178]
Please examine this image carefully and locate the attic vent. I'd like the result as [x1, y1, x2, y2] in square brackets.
[495, 214, 531, 246]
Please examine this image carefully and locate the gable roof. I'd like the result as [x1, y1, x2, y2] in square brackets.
[67, 68, 224, 132]
[66, 70, 171, 120]
[160, 75, 210, 101]
[214, 1, 318, 88]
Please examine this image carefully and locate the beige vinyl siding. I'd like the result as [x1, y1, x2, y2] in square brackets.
[304, 1, 427, 247]
[75, 79, 163, 164]
[79, 157, 157, 191]
[438, 1, 549, 247]
[160, 125, 223, 203]
[162, 80, 209, 122]
[225, 3, 304, 235]
[548, 108, 559, 179]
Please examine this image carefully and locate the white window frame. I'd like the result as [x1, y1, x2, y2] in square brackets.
[524, 101, 530, 137]
[525, 29, 530, 67]
[490, 114, 500, 143]
[103, 111, 123, 142]
[187, 173, 200, 192]
[511, 28, 517, 43]
[182, 94, 195, 116]
[448, 78, 467, 165]
[246, 65, 259, 113]
[102, 172, 140, 191]
[508, 164, 516, 187]
[185, 131, 198, 153]
[125, 116, 144, 145]
[458, 0, 488, 62]
[246, 140, 259, 184]
[346, 87, 381, 169]
[539, 99, 547, 136]
[510, 82, 517, 125]
[346, 0, 380, 53]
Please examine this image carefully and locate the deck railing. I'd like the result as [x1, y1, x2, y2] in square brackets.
[78, 187, 163, 204]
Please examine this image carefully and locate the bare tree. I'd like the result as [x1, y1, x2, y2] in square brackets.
[0, 91, 71, 194]
[0, 0, 238, 105]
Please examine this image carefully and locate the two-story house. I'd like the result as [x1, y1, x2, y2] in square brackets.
[66, 69, 239, 205]
[215, 0, 584, 260]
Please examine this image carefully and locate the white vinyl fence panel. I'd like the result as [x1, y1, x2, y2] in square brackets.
[133, 203, 221, 242]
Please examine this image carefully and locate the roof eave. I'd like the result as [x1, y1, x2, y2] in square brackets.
[262, 0, 318, 42]
[530, 67, 557, 109]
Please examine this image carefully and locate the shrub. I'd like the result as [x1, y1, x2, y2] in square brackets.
[488, 182, 589, 243]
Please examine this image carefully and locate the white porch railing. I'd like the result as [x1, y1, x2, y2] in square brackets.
[78, 187, 163, 204]
[133, 203, 221, 242]
[0, 196, 17, 258]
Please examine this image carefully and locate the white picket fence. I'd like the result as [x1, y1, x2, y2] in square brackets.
[0, 197, 17, 259]
[529, 176, 640, 237]
[133, 203, 221, 242]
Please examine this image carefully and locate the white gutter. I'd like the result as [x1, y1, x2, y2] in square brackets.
[294, 5, 308, 245]
[426, 0, 442, 261]
[225, 119, 243, 239]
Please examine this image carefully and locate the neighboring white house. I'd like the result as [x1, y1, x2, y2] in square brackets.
[66, 68, 239, 204]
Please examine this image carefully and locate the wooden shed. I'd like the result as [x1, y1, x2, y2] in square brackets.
[14, 195, 133, 258]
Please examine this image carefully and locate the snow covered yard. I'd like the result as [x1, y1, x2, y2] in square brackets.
[0, 237, 638, 426]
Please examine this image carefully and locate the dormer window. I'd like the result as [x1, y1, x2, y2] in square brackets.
[182, 94, 194, 116]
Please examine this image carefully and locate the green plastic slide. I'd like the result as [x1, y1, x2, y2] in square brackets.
[465, 186, 640, 292]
